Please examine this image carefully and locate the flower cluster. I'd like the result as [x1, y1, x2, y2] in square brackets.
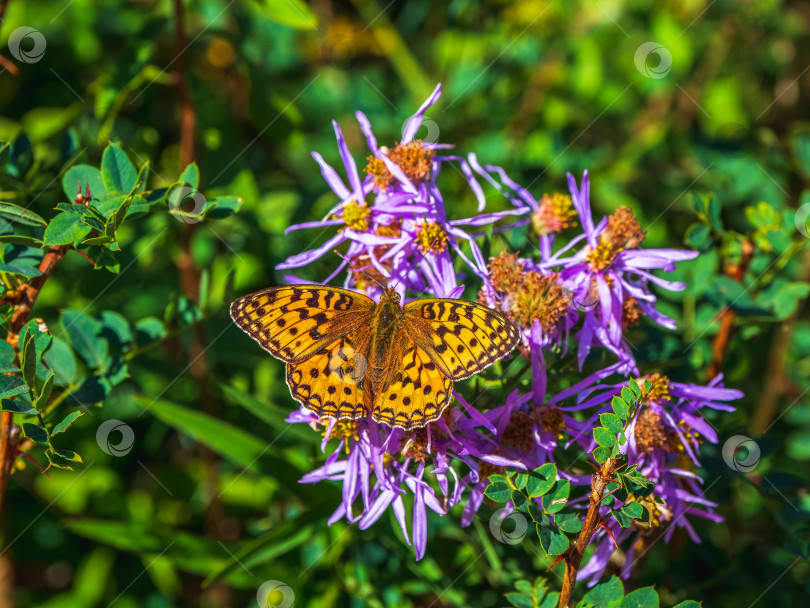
[278, 84, 741, 575]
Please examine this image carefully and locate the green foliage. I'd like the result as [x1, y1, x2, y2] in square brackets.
[3, 0, 809, 606]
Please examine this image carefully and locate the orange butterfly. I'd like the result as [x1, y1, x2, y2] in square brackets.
[230, 285, 520, 430]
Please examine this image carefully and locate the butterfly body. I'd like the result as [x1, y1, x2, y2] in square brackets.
[230, 285, 520, 430]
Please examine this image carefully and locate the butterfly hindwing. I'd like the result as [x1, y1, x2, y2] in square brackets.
[286, 331, 372, 420]
[230, 285, 375, 363]
[403, 298, 521, 381]
[371, 336, 453, 431]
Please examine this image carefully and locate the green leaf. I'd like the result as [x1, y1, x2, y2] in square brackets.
[611, 396, 629, 420]
[101, 145, 137, 194]
[43, 212, 92, 246]
[0, 375, 29, 400]
[554, 512, 584, 534]
[0, 202, 47, 227]
[220, 386, 321, 444]
[1, 399, 38, 415]
[511, 490, 530, 512]
[620, 586, 659, 608]
[526, 463, 557, 497]
[21, 334, 37, 389]
[505, 592, 534, 608]
[203, 521, 316, 587]
[53, 449, 82, 463]
[204, 196, 243, 219]
[672, 602, 702, 608]
[43, 337, 78, 386]
[485, 480, 513, 503]
[582, 576, 625, 608]
[0, 234, 43, 247]
[34, 370, 55, 410]
[612, 508, 633, 528]
[621, 387, 635, 404]
[62, 164, 107, 201]
[52, 410, 83, 435]
[628, 379, 641, 398]
[22, 422, 49, 445]
[536, 524, 569, 556]
[685, 223, 710, 248]
[593, 426, 617, 447]
[593, 446, 611, 463]
[254, 0, 318, 30]
[527, 501, 548, 525]
[622, 501, 644, 519]
[133, 396, 302, 474]
[513, 472, 528, 490]
[542, 480, 570, 514]
[61, 310, 108, 368]
[600, 413, 623, 434]
[178, 162, 200, 189]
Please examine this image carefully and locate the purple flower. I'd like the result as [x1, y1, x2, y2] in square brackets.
[289, 402, 525, 560]
[542, 171, 699, 371]
[278, 84, 529, 301]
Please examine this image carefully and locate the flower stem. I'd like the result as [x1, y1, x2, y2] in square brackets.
[558, 458, 620, 608]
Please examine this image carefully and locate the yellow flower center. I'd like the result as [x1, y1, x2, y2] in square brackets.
[586, 238, 619, 271]
[532, 193, 577, 235]
[340, 201, 371, 232]
[323, 419, 359, 453]
[641, 373, 671, 403]
[415, 222, 448, 254]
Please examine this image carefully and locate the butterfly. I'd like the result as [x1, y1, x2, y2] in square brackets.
[230, 285, 521, 431]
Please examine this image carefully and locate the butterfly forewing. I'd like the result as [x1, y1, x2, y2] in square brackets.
[403, 299, 521, 380]
[230, 285, 375, 363]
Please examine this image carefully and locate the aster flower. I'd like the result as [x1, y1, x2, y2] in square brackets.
[288, 402, 525, 560]
[543, 171, 699, 371]
[559, 372, 741, 583]
[278, 84, 530, 301]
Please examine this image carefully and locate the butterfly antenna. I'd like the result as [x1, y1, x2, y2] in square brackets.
[332, 249, 387, 291]
[389, 235, 443, 292]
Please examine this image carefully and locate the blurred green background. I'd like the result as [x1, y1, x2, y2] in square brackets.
[0, 0, 809, 606]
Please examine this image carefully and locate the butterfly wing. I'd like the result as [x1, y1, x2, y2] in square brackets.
[230, 285, 375, 363]
[286, 327, 372, 420]
[371, 331, 453, 431]
[403, 298, 521, 380]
